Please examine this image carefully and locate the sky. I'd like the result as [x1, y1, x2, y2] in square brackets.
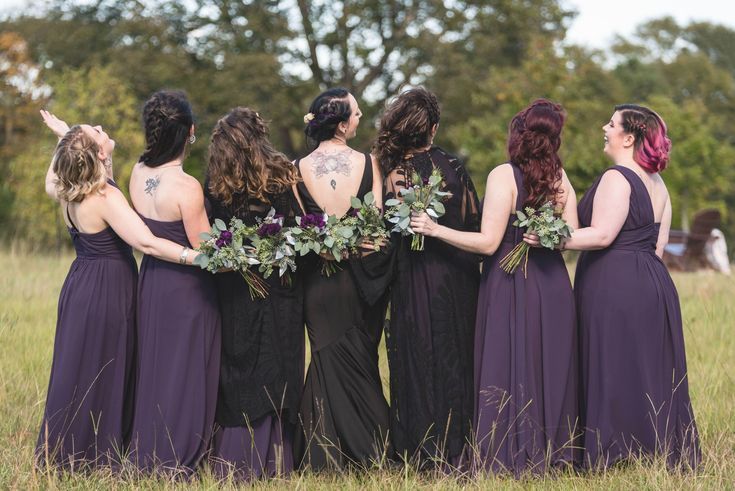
[564, 0, 735, 48]
[1, 0, 734, 49]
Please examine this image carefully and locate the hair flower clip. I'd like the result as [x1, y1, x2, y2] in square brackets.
[303, 112, 315, 124]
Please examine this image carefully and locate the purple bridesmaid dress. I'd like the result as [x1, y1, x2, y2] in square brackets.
[575, 165, 700, 469]
[128, 217, 221, 474]
[36, 181, 138, 469]
[472, 164, 580, 475]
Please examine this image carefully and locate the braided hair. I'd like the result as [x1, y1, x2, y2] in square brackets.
[303, 87, 352, 148]
[53, 125, 107, 202]
[615, 104, 671, 173]
[373, 87, 440, 175]
[139, 90, 194, 167]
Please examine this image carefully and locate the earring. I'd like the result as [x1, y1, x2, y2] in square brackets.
[189, 134, 196, 144]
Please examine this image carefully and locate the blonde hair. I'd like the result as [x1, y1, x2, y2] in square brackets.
[53, 125, 107, 202]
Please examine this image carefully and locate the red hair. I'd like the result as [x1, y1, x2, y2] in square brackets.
[615, 104, 671, 173]
[507, 99, 566, 207]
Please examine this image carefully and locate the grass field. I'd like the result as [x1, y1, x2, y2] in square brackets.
[0, 249, 733, 489]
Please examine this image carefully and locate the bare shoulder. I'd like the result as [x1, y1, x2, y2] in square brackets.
[179, 172, 204, 192]
[488, 162, 514, 182]
[598, 167, 631, 195]
[651, 172, 669, 195]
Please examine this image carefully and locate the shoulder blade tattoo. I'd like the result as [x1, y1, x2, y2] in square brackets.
[311, 150, 352, 179]
[144, 175, 160, 195]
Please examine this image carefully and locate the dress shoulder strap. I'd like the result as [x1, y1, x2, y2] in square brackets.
[360, 152, 373, 198]
[509, 162, 524, 210]
[65, 203, 78, 230]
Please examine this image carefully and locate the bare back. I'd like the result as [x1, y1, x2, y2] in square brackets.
[129, 162, 210, 248]
[296, 147, 369, 216]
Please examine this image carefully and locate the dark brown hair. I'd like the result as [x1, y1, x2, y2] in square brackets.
[139, 90, 194, 167]
[207, 107, 298, 206]
[373, 87, 440, 174]
[507, 99, 566, 207]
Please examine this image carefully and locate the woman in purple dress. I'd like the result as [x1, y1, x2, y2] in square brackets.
[203, 107, 303, 480]
[36, 111, 200, 471]
[412, 99, 580, 474]
[292, 88, 391, 470]
[529, 105, 700, 469]
[377, 88, 480, 468]
[127, 91, 221, 474]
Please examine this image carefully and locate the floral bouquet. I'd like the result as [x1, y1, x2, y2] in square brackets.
[499, 201, 573, 277]
[349, 191, 389, 251]
[194, 218, 269, 299]
[384, 167, 451, 250]
[250, 208, 297, 286]
[291, 212, 358, 276]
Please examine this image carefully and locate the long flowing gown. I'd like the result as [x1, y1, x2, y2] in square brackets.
[292, 153, 392, 470]
[205, 186, 304, 480]
[128, 217, 221, 474]
[472, 163, 579, 475]
[36, 182, 138, 470]
[384, 146, 480, 466]
[575, 165, 700, 469]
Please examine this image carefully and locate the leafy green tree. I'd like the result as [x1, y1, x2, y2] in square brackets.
[7, 65, 142, 249]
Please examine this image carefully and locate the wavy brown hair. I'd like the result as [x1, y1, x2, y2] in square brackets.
[207, 107, 298, 206]
[374, 87, 440, 174]
[507, 99, 566, 207]
[53, 125, 107, 203]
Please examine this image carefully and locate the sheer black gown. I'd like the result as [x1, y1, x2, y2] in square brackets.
[292, 153, 392, 470]
[205, 184, 305, 479]
[384, 146, 481, 466]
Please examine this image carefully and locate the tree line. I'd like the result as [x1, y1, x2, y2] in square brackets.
[1, 1, 734, 250]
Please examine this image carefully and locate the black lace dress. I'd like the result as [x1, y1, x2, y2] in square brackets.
[384, 146, 481, 466]
[292, 153, 393, 470]
[205, 184, 305, 479]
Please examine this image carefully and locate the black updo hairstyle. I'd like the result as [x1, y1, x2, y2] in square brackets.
[304, 87, 352, 148]
[139, 90, 194, 167]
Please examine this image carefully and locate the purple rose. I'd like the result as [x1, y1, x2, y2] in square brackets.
[300, 213, 326, 229]
[216, 230, 233, 247]
[347, 208, 359, 217]
[422, 176, 430, 186]
[274, 213, 284, 220]
[257, 222, 282, 237]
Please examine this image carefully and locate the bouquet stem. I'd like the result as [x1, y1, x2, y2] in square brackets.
[498, 242, 530, 278]
[411, 233, 425, 251]
[321, 260, 343, 277]
[241, 270, 269, 299]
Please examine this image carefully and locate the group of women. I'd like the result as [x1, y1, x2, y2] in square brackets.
[35, 85, 700, 480]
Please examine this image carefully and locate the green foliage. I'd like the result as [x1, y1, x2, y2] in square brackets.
[1, 2, 735, 249]
[6, 65, 142, 249]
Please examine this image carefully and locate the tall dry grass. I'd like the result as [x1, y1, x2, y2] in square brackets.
[0, 249, 732, 489]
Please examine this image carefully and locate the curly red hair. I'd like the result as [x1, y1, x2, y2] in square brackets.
[507, 99, 566, 207]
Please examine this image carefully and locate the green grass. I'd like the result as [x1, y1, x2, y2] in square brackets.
[1, 249, 733, 489]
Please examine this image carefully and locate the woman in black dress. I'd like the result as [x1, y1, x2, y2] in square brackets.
[204, 107, 304, 479]
[292, 88, 391, 470]
[374, 87, 480, 468]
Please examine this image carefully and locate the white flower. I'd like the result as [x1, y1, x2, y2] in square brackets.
[303, 112, 315, 124]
